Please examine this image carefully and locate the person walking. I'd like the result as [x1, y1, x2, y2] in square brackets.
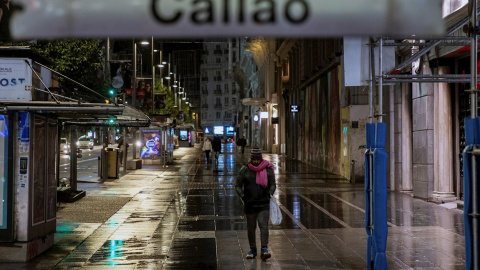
[203, 138, 212, 161]
[117, 136, 125, 165]
[236, 136, 247, 155]
[235, 148, 276, 260]
[212, 135, 222, 160]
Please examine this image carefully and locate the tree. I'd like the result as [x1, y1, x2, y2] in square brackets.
[146, 80, 194, 123]
[32, 39, 106, 102]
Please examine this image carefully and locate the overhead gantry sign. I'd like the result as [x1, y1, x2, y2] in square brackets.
[10, 0, 444, 38]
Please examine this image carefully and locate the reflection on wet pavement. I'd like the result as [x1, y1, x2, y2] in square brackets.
[5, 144, 466, 269]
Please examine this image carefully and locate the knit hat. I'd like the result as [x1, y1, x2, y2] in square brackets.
[250, 148, 263, 160]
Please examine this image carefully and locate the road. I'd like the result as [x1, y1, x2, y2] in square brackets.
[59, 145, 134, 181]
[59, 146, 102, 181]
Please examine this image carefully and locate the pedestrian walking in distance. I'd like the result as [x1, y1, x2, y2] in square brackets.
[212, 135, 222, 160]
[203, 138, 212, 161]
[236, 136, 247, 155]
[235, 148, 276, 260]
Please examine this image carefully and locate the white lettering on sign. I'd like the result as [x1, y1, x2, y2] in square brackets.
[11, 0, 444, 38]
[291, 105, 299, 113]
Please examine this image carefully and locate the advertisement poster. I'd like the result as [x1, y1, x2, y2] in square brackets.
[140, 129, 160, 159]
[0, 58, 32, 101]
[179, 130, 188, 141]
[0, 114, 7, 229]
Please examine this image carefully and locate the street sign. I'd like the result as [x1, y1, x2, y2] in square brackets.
[10, 0, 444, 39]
[112, 76, 124, 89]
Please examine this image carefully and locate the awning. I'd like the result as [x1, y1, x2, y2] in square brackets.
[0, 101, 151, 127]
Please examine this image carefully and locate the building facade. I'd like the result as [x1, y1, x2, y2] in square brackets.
[200, 39, 241, 140]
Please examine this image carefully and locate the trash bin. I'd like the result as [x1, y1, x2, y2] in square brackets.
[107, 148, 119, 179]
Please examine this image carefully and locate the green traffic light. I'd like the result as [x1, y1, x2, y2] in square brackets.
[109, 119, 115, 124]
[109, 89, 115, 95]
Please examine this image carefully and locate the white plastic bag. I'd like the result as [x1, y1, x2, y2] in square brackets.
[270, 198, 282, 225]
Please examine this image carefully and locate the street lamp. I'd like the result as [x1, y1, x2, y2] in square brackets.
[132, 39, 150, 108]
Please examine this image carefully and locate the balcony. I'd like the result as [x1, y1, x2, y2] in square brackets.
[202, 104, 209, 109]
[214, 90, 222, 95]
[214, 104, 222, 109]
[214, 76, 223, 81]
[202, 77, 209, 82]
[214, 49, 222, 55]
[202, 89, 209, 95]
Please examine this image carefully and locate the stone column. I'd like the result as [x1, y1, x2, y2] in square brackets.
[411, 58, 435, 200]
[432, 66, 456, 202]
[401, 83, 413, 192]
[389, 85, 395, 190]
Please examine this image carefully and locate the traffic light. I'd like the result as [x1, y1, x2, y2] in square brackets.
[108, 118, 115, 124]
[108, 89, 115, 96]
[76, 149, 82, 158]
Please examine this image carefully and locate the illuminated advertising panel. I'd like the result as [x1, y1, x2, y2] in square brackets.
[179, 130, 188, 141]
[140, 129, 160, 159]
[225, 126, 234, 135]
[0, 58, 32, 101]
[213, 126, 224, 135]
[0, 114, 8, 229]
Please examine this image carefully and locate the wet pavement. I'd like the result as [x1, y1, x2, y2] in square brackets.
[1, 143, 466, 269]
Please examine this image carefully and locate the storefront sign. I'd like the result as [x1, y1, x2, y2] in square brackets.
[213, 126, 224, 135]
[291, 105, 299, 113]
[11, 0, 443, 38]
[0, 58, 32, 101]
[226, 126, 235, 135]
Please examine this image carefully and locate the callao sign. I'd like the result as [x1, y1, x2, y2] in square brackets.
[11, 0, 443, 38]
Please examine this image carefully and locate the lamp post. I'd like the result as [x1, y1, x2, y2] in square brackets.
[151, 36, 155, 115]
[132, 39, 151, 109]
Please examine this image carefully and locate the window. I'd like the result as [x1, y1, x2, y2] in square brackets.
[216, 112, 221, 119]
[232, 98, 236, 104]
[225, 70, 228, 77]
[225, 97, 229, 105]
[216, 97, 221, 104]
[216, 58, 221, 63]
[224, 84, 228, 93]
[216, 85, 221, 91]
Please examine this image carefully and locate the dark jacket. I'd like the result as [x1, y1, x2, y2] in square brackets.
[237, 138, 247, 147]
[235, 165, 276, 212]
[212, 137, 221, 152]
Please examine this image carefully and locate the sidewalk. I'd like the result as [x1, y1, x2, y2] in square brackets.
[1, 144, 466, 269]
